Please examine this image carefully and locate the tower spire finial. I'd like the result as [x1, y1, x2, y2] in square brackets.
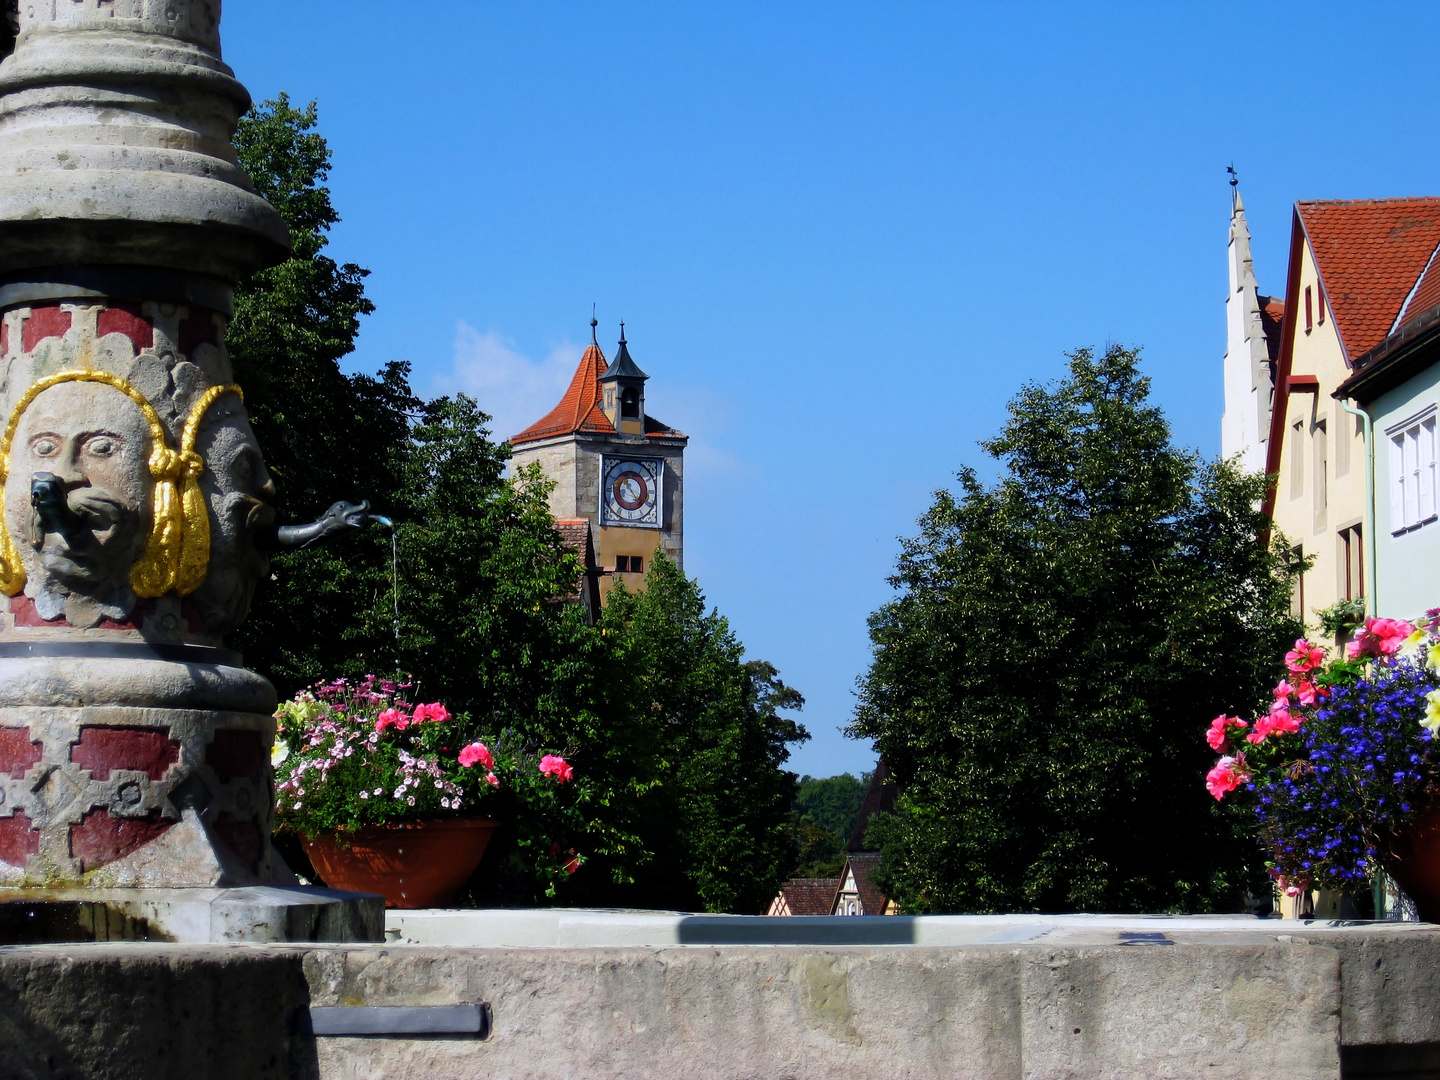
[590, 303, 597, 344]
[619, 320, 626, 345]
[1227, 162, 1239, 190]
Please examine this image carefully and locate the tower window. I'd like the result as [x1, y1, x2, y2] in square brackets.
[1317, 282, 1326, 325]
[1305, 286, 1313, 333]
[621, 386, 639, 418]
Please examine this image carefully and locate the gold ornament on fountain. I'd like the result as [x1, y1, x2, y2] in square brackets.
[0, 370, 243, 599]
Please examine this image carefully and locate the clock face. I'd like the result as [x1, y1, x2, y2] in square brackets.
[601, 456, 662, 528]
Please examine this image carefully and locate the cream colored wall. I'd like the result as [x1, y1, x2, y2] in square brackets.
[1271, 239, 1368, 630]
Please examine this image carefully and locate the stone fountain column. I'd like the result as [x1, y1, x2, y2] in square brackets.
[0, 1, 380, 940]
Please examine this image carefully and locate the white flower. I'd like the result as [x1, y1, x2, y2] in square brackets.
[271, 742, 290, 768]
[406, 796, 415, 806]
[359, 791, 369, 799]
[373, 788, 382, 796]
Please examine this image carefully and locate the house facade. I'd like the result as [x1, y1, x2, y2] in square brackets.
[509, 320, 687, 602]
[1336, 255, 1440, 617]
[1256, 197, 1440, 628]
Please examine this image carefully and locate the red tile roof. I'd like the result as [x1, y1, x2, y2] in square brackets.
[1397, 245, 1440, 332]
[1298, 198, 1440, 361]
[512, 340, 686, 444]
[511, 343, 616, 444]
[772, 877, 839, 916]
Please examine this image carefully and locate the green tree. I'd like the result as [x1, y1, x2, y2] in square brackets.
[850, 345, 1299, 914]
[794, 772, 870, 840]
[230, 96, 810, 909]
[228, 94, 419, 687]
[599, 555, 809, 912]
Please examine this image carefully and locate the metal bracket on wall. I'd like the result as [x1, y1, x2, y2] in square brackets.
[302, 1003, 490, 1038]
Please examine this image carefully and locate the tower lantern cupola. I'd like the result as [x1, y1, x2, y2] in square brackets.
[599, 323, 649, 435]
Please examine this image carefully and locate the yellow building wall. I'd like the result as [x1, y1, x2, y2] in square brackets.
[1270, 239, 1368, 633]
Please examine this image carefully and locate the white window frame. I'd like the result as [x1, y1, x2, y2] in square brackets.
[1387, 406, 1438, 535]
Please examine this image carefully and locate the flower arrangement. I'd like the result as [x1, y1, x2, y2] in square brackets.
[272, 675, 578, 839]
[1204, 615, 1440, 898]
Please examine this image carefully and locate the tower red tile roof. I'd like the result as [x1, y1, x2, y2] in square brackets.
[511, 343, 616, 444]
[1298, 198, 1440, 361]
[511, 339, 686, 444]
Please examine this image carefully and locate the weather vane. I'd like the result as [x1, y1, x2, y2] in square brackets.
[1227, 163, 1239, 189]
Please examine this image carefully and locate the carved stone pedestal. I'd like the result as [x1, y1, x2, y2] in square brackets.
[0, 1, 379, 938]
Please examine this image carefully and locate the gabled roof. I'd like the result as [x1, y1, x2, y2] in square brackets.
[511, 342, 617, 444]
[512, 333, 687, 446]
[848, 759, 896, 851]
[1298, 197, 1440, 361]
[1262, 198, 1440, 526]
[770, 877, 839, 916]
[1396, 244, 1440, 334]
[833, 853, 889, 916]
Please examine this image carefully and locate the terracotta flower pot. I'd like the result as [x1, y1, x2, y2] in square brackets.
[303, 817, 498, 908]
[1386, 803, 1440, 923]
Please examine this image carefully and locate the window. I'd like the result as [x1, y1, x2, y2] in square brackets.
[1289, 545, 1305, 619]
[1318, 282, 1326, 325]
[1305, 285, 1314, 333]
[1338, 525, 1363, 601]
[1312, 418, 1327, 531]
[614, 556, 629, 573]
[1290, 420, 1305, 500]
[630, 556, 642, 574]
[621, 386, 639, 418]
[1388, 411, 1438, 533]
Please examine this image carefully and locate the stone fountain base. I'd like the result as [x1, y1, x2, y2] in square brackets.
[0, 884, 383, 945]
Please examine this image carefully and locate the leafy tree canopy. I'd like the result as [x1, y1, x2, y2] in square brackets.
[850, 345, 1300, 914]
[598, 555, 809, 912]
[228, 97, 808, 910]
[795, 772, 870, 840]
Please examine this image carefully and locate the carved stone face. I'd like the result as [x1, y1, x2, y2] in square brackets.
[191, 394, 275, 637]
[5, 381, 152, 625]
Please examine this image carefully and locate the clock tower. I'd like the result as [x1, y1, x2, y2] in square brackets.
[509, 320, 686, 599]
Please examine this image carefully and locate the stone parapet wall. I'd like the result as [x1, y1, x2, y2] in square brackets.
[3, 921, 1440, 1078]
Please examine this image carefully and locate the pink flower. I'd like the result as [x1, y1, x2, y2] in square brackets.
[1284, 639, 1326, 674]
[1348, 617, 1418, 660]
[1272, 680, 1295, 702]
[374, 707, 409, 733]
[413, 702, 451, 724]
[485, 771, 499, 787]
[1205, 755, 1250, 801]
[458, 742, 494, 770]
[1206, 714, 1247, 752]
[1294, 679, 1318, 706]
[1247, 704, 1302, 745]
[539, 754, 574, 783]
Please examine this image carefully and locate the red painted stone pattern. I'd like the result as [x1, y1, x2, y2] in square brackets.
[205, 730, 265, 783]
[0, 810, 39, 868]
[214, 813, 261, 872]
[22, 305, 72, 352]
[70, 726, 178, 781]
[9, 594, 141, 630]
[1, 319, 8, 356]
[0, 727, 42, 779]
[69, 809, 171, 871]
[96, 302, 154, 351]
[178, 310, 218, 357]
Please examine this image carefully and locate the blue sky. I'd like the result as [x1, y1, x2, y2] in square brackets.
[222, 2, 1440, 778]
